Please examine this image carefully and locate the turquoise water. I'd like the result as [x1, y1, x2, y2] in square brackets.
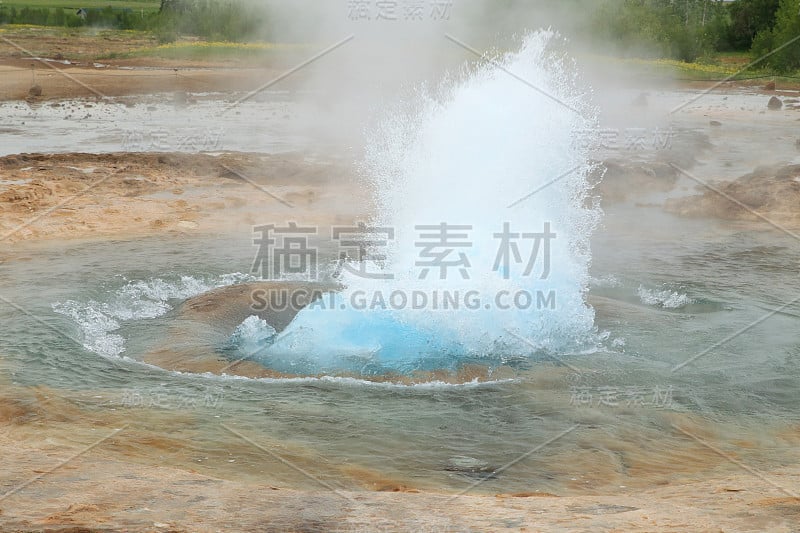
[247, 31, 601, 376]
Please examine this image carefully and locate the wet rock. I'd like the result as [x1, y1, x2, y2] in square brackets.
[768, 96, 783, 110]
[709, 120, 722, 127]
[141, 281, 342, 377]
[28, 85, 42, 97]
[444, 456, 497, 479]
[178, 281, 342, 333]
[593, 160, 679, 204]
[665, 164, 800, 224]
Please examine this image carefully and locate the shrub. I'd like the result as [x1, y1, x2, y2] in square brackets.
[752, 0, 800, 71]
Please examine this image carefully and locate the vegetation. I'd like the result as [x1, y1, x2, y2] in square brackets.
[1, 0, 800, 73]
[590, 0, 793, 63]
[486, 0, 792, 72]
[0, 0, 264, 42]
[100, 40, 307, 61]
[751, 0, 800, 71]
[591, 0, 731, 62]
[727, 0, 780, 49]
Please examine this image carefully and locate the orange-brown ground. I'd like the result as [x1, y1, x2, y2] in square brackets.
[1, 388, 799, 532]
[0, 151, 367, 244]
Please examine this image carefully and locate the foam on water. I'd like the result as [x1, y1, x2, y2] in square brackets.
[252, 31, 601, 375]
[178, 370, 519, 390]
[53, 273, 255, 358]
[227, 315, 277, 354]
[637, 285, 693, 309]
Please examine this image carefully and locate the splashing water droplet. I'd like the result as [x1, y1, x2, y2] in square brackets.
[254, 31, 601, 375]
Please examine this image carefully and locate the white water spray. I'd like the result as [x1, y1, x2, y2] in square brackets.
[255, 31, 601, 375]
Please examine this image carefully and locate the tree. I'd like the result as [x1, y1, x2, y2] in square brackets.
[728, 0, 780, 50]
[752, 0, 800, 71]
[590, 0, 731, 61]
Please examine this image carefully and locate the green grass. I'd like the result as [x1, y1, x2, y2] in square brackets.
[633, 57, 800, 83]
[0, 23, 153, 39]
[588, 53, 800, 84]
[101, 41, 309, 61]
[0, 0, 159, 9]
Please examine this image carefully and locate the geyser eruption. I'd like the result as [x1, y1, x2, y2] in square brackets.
[246, 31, 600, 376]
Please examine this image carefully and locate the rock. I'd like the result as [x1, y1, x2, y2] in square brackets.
[446, 456, 489, 471]
[664, 164, 800, 225]
[765, 80, 776, 91]
[142, 281, 342, 377]
[709, 120, 722, 127]
[444, 456, 497, 479]
[177, 281, 341, 333]
[593, 159, 680, 204]
[768, 96, 782, 110]
[28, 85, 42, 97]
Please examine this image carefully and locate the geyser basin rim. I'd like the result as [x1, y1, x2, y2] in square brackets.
[169, 370, 521, 389]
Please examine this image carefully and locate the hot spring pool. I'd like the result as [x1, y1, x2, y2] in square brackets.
[3, 31, 800, 499]
[1, 204, 798, 495]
